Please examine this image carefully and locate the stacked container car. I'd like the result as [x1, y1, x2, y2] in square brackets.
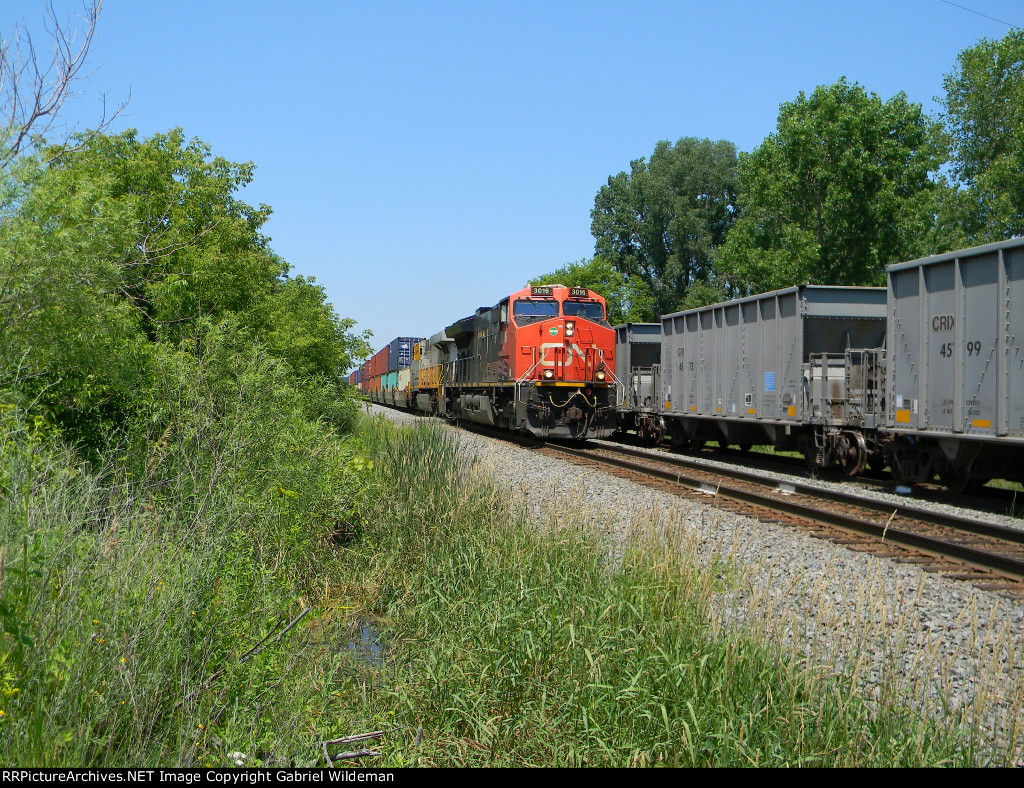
[365, 338, 422, 405]
[365, 345, 388, 397]
[389, 337, 423, 408]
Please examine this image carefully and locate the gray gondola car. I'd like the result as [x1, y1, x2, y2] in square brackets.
[613, 323, 664, 441]
[660, 285, 887, 471]
[884, 237, 1024, 490]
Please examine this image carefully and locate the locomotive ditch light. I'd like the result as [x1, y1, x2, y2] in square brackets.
[565, 321, 575, 336]
[596, 371, 606, 381]
[543, 369, 554, 380]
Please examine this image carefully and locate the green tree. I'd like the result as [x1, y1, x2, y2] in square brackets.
[591, 137, 738, 316]
[264, 272, 372, 381]
[0, 129, 369, 443]
[37, 129, 280, 342]
[716, 78, 947, 294]
[942, 28, 1024, 241]
[529, 256, 656, 324]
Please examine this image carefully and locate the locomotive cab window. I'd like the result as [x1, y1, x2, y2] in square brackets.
[562, 300, 606, 323]
[513, 299, 559, 323]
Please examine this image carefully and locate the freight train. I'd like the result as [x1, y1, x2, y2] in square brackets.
[357, 284, 618, 440]
[613, 237, 1024, 492]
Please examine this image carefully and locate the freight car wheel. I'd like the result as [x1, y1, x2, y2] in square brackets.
[738, 443, 752, 453]
[837, 431, 868, 476]
[866, 453, 886, 474]
[939, 467, 973, 495]
[798, 434, 819, 473]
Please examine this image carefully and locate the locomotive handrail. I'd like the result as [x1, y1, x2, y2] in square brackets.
[515, 351, 544, 405]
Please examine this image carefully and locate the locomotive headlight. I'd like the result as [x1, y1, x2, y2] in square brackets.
[565, 321, 575, 337]
[543, 369, 554, 380]
[596, 371, 606, 381]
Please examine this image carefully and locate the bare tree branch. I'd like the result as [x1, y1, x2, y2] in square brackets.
[0, 0, 127, 167]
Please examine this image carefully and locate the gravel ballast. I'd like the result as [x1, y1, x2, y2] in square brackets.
[366, 403, 1024, 762]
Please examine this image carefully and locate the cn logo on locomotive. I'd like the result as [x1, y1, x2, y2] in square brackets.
[539, 342, 587, 365]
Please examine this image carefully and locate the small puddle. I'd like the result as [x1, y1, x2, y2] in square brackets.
[346, 619, 385, 666]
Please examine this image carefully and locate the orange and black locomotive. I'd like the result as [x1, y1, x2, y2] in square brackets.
[364, 284, 618, 439]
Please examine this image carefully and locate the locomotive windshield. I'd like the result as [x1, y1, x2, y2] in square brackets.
[563, 301, 606, 321]
[513, 299, 559, 323]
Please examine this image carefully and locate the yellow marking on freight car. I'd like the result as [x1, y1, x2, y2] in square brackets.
[664, 402, 671, 409]
[747, 408, 756, 415]
[689, 405, 697, 411]
[787, 406, 796, 417]
[895, 409, 911, 424]
[971, 419, 991, 428]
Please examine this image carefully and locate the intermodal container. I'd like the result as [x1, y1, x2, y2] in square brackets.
[387, 337, 424, 372]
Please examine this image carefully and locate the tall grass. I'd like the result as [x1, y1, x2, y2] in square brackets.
[0, 343, 374, 766]
[1, 398, 1012, 766]
[340, 418, 983, 766]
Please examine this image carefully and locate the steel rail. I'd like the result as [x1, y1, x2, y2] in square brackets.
[593, 442, 1024, 545]
[543, 442, 1024, 582]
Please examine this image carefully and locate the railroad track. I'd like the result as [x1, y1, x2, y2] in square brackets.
[537, 440, 1024, 599]
[608, 436, 1024, 515]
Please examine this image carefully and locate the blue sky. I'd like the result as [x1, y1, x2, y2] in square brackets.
[7, 0, 1023, 362]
